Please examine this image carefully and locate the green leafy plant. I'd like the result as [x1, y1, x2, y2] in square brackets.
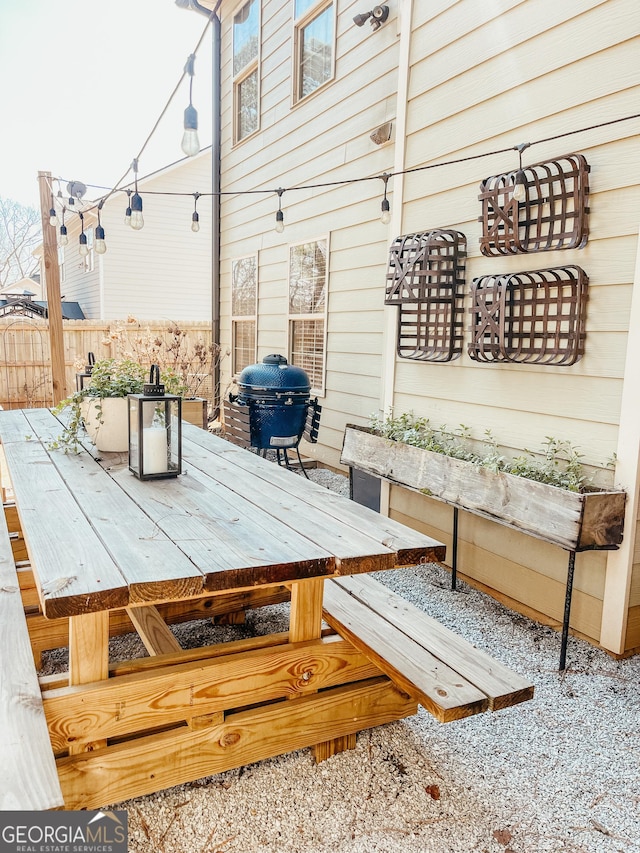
[369, 410, 596, 492]
[48, 358, 174, 453]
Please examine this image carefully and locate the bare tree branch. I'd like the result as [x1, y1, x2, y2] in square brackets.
[0, 197, 42, 289]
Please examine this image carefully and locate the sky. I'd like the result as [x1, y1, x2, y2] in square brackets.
[0, 0, 213, 211]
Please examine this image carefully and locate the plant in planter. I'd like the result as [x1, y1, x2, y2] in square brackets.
[49, 358, 170, 453]
[341, 412, 626, 552]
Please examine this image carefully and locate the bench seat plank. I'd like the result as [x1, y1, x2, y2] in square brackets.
[323, 578, 489, 722]
[324, 575, 534, 721]
[0, 510, 64, 810]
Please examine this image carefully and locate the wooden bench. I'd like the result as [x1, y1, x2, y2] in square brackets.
[0, 507, 64, 810]
[323, 575, 533, 723]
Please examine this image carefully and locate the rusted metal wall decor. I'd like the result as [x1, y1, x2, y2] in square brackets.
[468, 266, 589, 365]
[479, 154, 590, 256]
[386, 230, 466, 361]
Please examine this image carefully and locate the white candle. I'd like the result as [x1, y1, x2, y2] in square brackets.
[142, 427, 168, 475]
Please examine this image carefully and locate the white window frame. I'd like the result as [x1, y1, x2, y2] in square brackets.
[83, 227, 94, 274]
[232, 0, 261, 144]
[231, 254, 258, 375]
[292, 0, 336, 105]
[287, 236, 329, 397]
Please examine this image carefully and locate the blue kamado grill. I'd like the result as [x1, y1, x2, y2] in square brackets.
[236, 354, 311, 451]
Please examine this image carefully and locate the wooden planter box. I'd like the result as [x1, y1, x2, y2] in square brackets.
[341, 425, 626, 552]
[182, 398, 208, 430]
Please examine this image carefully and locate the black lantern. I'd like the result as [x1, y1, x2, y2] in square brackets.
[75, 351, 96, 391]
[128, 365, 182, 480]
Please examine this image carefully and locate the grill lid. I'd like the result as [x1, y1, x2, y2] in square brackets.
[238, 354, 310, 394]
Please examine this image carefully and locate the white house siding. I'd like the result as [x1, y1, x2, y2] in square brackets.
[214, 0, 640, 652]
[388, 0, 640, 652]
[218, 0, 400, 462]
[57, 154, 212, 322]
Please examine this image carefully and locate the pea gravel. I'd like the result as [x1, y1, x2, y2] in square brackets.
[44, 466, 640, 853]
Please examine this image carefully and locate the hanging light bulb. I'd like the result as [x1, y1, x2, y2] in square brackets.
[181, 54, 200, 157]
[130, 192, 144, 230]
[59, 207, 68, 245]
[78, 214, 89, 256]
[124, 190, 132, 226]
[512, 170, 527, 203]
[95, 201, 107, 254]
[275, 188, 285, 233]
[49, 194, 58, 227]
[129, 160, 144, 230]
[191, 193, 201, 232]
[512, 142, 530, 203]
[380, 173, 391, 224]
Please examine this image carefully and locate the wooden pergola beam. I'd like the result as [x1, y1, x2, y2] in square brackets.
[37, 171, 67, 405]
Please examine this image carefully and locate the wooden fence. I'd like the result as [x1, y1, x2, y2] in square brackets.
[0, 318, 216, 410]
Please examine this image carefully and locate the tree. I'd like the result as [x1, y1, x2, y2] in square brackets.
[0, 196, 41, 289]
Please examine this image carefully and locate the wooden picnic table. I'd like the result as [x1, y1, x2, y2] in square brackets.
[0, 407, 446, 810]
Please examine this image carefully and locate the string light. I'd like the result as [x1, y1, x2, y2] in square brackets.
[275, 188, 285, 233]
[59, 206, 68, 246]
[49, 194, 58, 227]
[124, 189, 132, 227]
[78, 213, 89, 257]
[181, 54, 200, 157]
[130, 159, 144, 230]
[512, 142, 530, 203]
[95, 201, 107, 254]
[191, 192, 201, 232]
[380, 173, 391, 224]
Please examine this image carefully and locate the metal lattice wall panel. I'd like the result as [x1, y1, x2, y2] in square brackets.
[479, 153, 590, 256]
[386, 230, 466, 361]
[468, 266, 589, 366]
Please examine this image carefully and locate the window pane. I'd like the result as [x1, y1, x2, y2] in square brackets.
[299, 6, 333, 99]
[233, 0, 258, 76]
[232, 257, 257, 316]
[233, 320, 256, 374]
[289, 241, 326, 314]
[237, 69, 258, 140]
[294, 0, 316, 17]
[291, 318, 324, 390]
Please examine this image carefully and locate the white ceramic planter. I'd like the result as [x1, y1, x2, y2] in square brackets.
[81, 397, 130, 452]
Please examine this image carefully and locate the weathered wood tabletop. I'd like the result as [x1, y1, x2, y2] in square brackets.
[0, 407, 446, 809]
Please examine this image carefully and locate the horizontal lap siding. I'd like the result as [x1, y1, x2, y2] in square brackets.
[393, 0, 640, 646]
[218, 0, 400, 468]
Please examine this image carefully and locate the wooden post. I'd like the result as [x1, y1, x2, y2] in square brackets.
[37, 171, 67, 405]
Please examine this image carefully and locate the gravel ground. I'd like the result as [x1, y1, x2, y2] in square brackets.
[43, 466, 640, 853]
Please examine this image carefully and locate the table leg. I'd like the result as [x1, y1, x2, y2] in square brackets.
[289, 577, 324, 643]
[289, 577, 358, 762]
[68, 611, 109, 753]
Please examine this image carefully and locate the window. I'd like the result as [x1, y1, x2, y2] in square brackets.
[57, 246, 65, 283]
[288, 239, 327, 394]
[231, 255, 258, 374]
[294, 0, 335, 103]
[83, 227, 94, 273]
[233, 0, 260, 142]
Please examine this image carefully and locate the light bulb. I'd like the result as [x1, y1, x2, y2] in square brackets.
[95, 225, 107, 254]
[182, 104, 200, 157]
[513, 170, 526, 202]
[49, 208, 58, 227]
[59, 225, 68, 246]
[130, 193, 144, 230]
[124, 205, 132, 226]
[191, 211, 200, 233]
[275, 209, 285, 233]
[79, 233, 89, 256]
[381, 197, 391, 224]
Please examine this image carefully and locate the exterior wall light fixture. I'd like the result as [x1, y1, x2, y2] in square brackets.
[353, 5, 389, 30]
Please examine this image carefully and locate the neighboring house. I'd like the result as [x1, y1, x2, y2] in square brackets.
[0, 274, 43, 301]
[198, 0, 640, 657]
[45, 151, 213, 322]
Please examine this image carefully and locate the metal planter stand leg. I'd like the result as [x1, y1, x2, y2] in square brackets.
[559, 550, 576, 672]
